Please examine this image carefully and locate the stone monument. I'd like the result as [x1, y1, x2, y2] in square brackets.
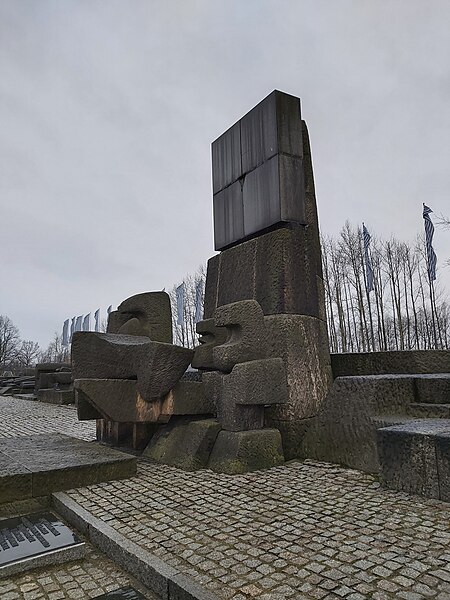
[204, 90, 333, 458]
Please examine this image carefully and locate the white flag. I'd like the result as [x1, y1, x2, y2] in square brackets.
[176, 283, 185, 326]
[195, 279, 204, 324]
[94, 309, 100, 332]
[62, 319, 69, 346]
[82, 314, 91, 331]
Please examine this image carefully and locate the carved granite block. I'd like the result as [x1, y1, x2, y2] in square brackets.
[191, 318, 228, 370]
[72, 332, 193, 401]
[213, 300, 267, 373]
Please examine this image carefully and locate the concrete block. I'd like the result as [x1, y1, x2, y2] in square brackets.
[208, 429, 284, 474]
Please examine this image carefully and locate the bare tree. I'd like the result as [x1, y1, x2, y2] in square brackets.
[17, 340, 41, 367]
[39, 333, 70, 364]
[0, 315, 21, 368]
[169, 265, 206, 348]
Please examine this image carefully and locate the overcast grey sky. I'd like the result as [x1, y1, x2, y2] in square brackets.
[1, 0, 449, 347]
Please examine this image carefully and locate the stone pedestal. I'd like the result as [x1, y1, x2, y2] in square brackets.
[264, 315, 333, 459]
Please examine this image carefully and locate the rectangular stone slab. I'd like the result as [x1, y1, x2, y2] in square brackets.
[0, 434, 136, 502]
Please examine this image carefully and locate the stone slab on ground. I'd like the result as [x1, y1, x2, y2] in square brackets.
[378, 419, 450, 502]
[37, 389, 75, 405]
[62, 460, 450, 599]
[0, 434, 136, 503]
[331, 349, 450, 376]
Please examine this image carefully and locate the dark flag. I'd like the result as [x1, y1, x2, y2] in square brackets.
[362, 223, 374, 292]
[423, 204, 437, 281]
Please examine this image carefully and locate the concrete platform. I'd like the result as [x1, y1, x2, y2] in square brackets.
[0, 434, 137, 504]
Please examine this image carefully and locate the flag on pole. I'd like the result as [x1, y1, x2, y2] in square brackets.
[362, 223, 374, 293]
[423, 204, 437, 281]
[75, 315, 83, 332]
[70, 317, 76, 342]
[107, 305, 113, 316]
[176, 283, 185, 326]
[94, 309, 100, 332]
[194, 279, 204, 324]
[62, 319, 69, 346]
[82, 314, 90, 331]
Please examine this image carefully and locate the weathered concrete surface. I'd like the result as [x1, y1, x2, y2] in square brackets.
[263, 314, 333, 459]
[191, 318, 228, 370]
[213, 300, 268, 372]
[331, 349, 450, 376]
[208, 429, 284, 474]
[72, 332, 193, 401]
[0, 433, 136, 503]
[143, 418, 222, 471]
[378, 419, 450, 502]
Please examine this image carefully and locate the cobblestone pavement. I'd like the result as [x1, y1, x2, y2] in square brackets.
[0, 396, 95, 441]
[0, 541, 158, 599]
[66, 461, 450, 600]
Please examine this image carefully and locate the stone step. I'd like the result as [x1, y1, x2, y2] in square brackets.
[377, 418, 450, 502]
[408, 403, 450, 419]
[0, 434, 137, 504]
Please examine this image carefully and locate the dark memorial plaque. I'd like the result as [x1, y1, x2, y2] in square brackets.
[93, 588, 148, 599]
[0, 511, 84, 574]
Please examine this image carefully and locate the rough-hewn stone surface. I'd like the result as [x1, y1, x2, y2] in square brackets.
[72, 332, 193, 401]
[378, 419, 450, 502]
[0, 433, 136, 503]
[331, 349, 450, 376]
[204, 225, 325, 321]
[301, 374, 450, 473]
[114, 291, 173, 343]
[191, 319, 228, 371]
[301, 375, 416, 472]
[37, 389, 75, 405]
[213, 300, 267, 373]
[264, 314, 332, 459]
[218, 358, 287, 431]
[76, 379, 212, 425]
[65, 460, 450, 599]
[143, 418, 221, 471]
[208, 429, 284, 474]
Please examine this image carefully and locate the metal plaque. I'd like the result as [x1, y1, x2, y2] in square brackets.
[93, 588, 148, 599]
[0, 511, 82, 569]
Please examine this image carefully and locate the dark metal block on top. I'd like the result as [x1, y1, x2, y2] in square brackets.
[212, 90, 306, 250]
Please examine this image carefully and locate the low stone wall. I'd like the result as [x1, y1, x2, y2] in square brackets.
[331, 349, 450, 377]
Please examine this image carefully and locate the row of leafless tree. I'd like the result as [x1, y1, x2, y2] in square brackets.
[322, 222, 449, 353]
[0, 315, 68, 372]
[170, 221, 449, 353]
